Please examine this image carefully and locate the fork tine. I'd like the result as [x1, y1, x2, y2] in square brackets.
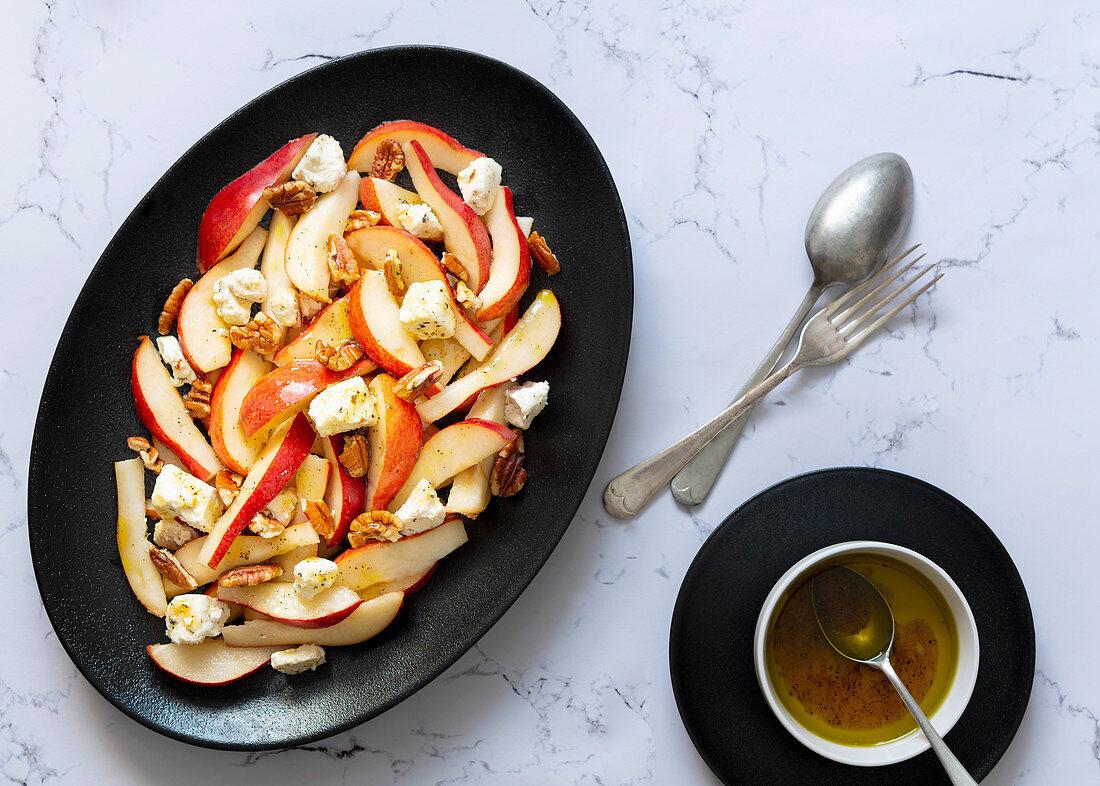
[844, 272, 943, 348]
[836, 262, 935, 336]
[832, 253, 927, 326]
[825, 244, 921, 316]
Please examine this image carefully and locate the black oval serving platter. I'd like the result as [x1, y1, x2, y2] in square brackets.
[27, 46, 632, 750]
[670, 468, 1034, 785]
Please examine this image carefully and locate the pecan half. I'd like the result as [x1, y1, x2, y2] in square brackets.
[345, 209, 382, 234]
[394, 360, 444, 402]
[348, 510, 404, 547]
[263, 180, 317, 216]
[327, 233, 361, 288]
[183, 377, 213, 420]
[454, 281, 482, 311]
[528, 232, 560, 275]
[215, 469, 243, 505]
[490, 437, 526, 497]
[370, 138, 405, 181]
[127, 436, 163, 473]
[158, 279, 193, 335]
[230, 312, 281, 355]
[149, 546, 198, 590]
[339, 434, 368, 478]
[440, 252, 469, 284]
[315, 338, 364, 372]
[303, 499, 335, 541]
[218, 563, 284, 588]
[383, 248, 404, 296]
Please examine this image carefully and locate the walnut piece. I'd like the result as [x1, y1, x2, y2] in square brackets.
[215, 469, 243, 505]
[303, 499, 335, 541]
[370, 138, 405, 181]
[230, 312, 281, 355]
[148, 546, 198, 590]
[218, 563, 284, 588]
[127, 436, 163, 473]
[327, 233, 361, 289]
[158, 279, 193, 335]
[490, 437, 526, 497]
[348, 510, 403, 547]
[315, 338, 364, 372]
[183, 377, 213, 420]
[528, 232, 560, 275]
[383, 248, 404, 296]
[339, 434, 369, 478]
[394, 360, 444, 402]
[263, 180, 317, 216]
[440, 252, 469, 284]
[345, 209, 382, 234]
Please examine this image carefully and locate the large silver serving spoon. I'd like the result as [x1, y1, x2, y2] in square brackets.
[670, 153, 914, 506]
[811, 566, 977, 785]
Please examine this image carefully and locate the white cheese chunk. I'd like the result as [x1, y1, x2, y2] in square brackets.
[155, 336, 197, 387]
[293, 557, 339, 601]
[395, 202, 445, 240]
[271, 644, 326, 675]
[291, 134, 346, 194]
[306, 376, 378, 437]
[212, 269, 267, 326]
[165, 594, 231, 644]
[152, 517, 201, 550]
[266, 289, 300, 327]
[151, 465, 223, 533]
[504, 381, 549, 429]
[398, 280, 455, 340]
[249, 486, 298, 537]
[457, 157, 503, 215]
[395, 478, 447, 535]
[515, 216, 534, 238]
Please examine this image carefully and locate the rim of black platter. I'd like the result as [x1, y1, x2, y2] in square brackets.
[669, 467, 1034, 784]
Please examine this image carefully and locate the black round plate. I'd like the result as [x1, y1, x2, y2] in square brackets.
[27, 47, 632, 750]
[670, 468, 1033, 785]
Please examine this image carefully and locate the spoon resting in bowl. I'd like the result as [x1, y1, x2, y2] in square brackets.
[811, 567, 977, 785]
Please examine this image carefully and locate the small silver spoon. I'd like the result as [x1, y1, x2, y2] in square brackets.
[811, 566, 977, 785]
[670, 153, 914, 506]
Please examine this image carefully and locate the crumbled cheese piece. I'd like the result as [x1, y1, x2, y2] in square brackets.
[152, 517, 200, 549]
[291, 134, 347, 194]
[266, 289, 300, 327]
[457, 157, 503, 215]
[151, 465, 223, 533]
[395, 478, 447, 535]
[250, 487, 298, 537]
[155, 336, 197, 387]
[212, 269, 267, 326]
[271, 644, 326, 675]
[515, 216, 534, 238]
[398, 280, 455, 340]
[299, 293, 325, 321]
[165, 594, 231, 644]
[504, 381, 549, 429]
[293, 557, 339, 601]
[249, 514, 284, 538]
[395, 202, 445, 241]
[306, 376, 378, 437]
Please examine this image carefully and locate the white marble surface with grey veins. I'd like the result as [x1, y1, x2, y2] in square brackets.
[2, 1, 1098, 783]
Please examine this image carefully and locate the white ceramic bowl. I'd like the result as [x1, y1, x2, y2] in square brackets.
[753, 541, 979, 766]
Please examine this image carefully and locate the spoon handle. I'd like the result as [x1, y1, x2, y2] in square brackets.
[670, 281, 824, 506]
[877, 658, 977, 785]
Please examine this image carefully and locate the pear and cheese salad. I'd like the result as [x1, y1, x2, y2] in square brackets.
[116, 122, 562, 685]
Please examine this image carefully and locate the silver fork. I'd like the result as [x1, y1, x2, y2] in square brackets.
[603, 246, 939, 519]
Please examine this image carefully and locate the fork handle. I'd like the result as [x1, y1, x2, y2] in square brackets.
[603, 361, 798, 519]
[670, 281, 824, 506]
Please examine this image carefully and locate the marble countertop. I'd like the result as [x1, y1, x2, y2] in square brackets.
[4, 1, 1098, 783]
